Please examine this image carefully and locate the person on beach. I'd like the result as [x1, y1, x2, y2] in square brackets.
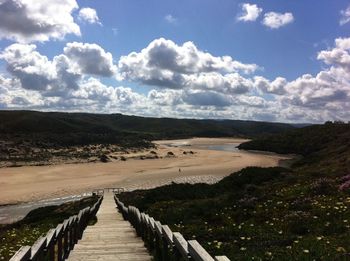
[179, 168, 181, 173]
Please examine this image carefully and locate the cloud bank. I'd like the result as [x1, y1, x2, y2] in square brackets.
[1, 37, 350, 123]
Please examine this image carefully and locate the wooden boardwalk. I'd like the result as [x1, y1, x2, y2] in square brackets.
[67, 192, 152, 261]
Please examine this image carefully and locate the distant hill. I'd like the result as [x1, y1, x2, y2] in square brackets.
[238, 122, 350, 176]
[0, 110, 296, 143]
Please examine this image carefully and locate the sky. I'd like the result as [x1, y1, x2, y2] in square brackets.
[0, 0, 349, 123]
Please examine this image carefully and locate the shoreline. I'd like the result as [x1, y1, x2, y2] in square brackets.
[0, 138, 293, 206]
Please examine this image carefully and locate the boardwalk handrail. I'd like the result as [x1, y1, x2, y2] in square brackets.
[9, 195, 103, 261]
[114, 195, 231, 261]
[92, 187, 125, 195]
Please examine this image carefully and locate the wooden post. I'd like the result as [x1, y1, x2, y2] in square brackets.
[173, 232, 190, 260]
[30, 236, 47, 261]
[73, 215, 79, 244]
[55, 224, 63, 261]
[45, 229, 56, 261]
[69, 216, 75, 250]
[162, 225, 173, 261]
[62, 219, 69, 259]
[188, 240, 214, 261]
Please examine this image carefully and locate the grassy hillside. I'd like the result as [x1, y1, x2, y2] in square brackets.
[0, 110, 296, 166]
[238, 122, 350, 176]
[119, 123, 350, 260]
[0, 110, 295, 141]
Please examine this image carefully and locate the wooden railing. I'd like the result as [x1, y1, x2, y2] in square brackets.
[114, 196, 230, 261]
[10, 196, 103, 261]
[92, 187, 125, 195]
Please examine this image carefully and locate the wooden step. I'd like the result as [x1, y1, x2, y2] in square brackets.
[67, 192, 152, 261]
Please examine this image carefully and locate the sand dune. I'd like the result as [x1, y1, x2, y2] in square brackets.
[0, 138, 291, 205]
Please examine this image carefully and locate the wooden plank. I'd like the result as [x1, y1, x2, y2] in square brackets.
[162, 225, 173, 245]
[55, 224, 63, 261]
[30, 236, 47, 261]
[154, 221, 163, 238]
[45, 229, 56, 261]
[9, 246, 31, 261]
[188, 240, 214, 261]
[149, 217, 155, 230]
[144, 214, 150, 226]
[66, 191, 151, 261]
[215, 256, 231, 261]
[45, 229, 56, 247]
[55, 224, 63, 237]
[173, 232, 189, 258]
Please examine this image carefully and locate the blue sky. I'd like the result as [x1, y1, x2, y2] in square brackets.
[0, 0, 349, 123]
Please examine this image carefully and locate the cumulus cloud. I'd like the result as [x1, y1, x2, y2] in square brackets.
[2, 37, 350, 123]
[317, 38, 350, 72]
[279, 38, 350, 111]
[340, 5, 350, 25]
[254, 76, 287, 95]
[262, 12, 294, 29]
[78, 7, 101, 25]
[0, 42, 117, 96]
[182, 90, 232, 107]
[64, 42, 117, 77]
[237, 3, 263, 22]
[0, 0, 80, 42]
[187, 72, 253, 94]
[118, 38, 258, 90]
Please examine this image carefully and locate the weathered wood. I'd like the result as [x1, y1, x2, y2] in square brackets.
[214, 256, 231, 261]
[63, 219, 70, 258]
[67, 192, 151, 261]
[30, 236, 47, 261]
[149, 217, 155, 230]
[9, 246, 31, 261]
[161, 225, 172, 261]
[69, 216, 76, 250]
[162, 225, 173, 245]
[45, 228, 56, 261]
[55, 224, 64, 261]
[154, 221, 163, 238]
[173, 232, 189, 259]
[188, 240, 215, 261]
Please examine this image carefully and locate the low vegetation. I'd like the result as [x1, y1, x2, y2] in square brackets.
[119, 122, 350, 260]
[0, 196, 98, 261]
[0, 110, 295, 166]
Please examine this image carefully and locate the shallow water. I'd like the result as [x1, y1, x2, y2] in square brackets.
[196, 143, 240, 152]
[0, 193, 91, 224]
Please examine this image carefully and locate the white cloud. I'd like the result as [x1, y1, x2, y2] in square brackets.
[262, 12, 294, 29]
[254, 76, 287, 95]
[64, 42, 117, 77]
[118, 38, 258, 90]
[340, 5, 350, 25]
[0, 42, 117, 96]
[78, 7, 101, 25]
[317, 38, 350, 72]
[2, 37, 350, 123]
[0, 0, 80, 43]
[164, 14, 177, 24]
[186, 72, 253, 94]
[237, 3, 263, 22]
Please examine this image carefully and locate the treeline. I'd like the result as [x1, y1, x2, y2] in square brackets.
[0, 110, 296, 148]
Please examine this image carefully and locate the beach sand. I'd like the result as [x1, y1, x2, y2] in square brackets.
[0, 138, 290, 205]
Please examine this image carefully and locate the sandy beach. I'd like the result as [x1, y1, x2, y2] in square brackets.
[0, 138, 291, 205]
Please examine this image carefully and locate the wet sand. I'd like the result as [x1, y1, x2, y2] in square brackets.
[0, 138, 291, 205]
